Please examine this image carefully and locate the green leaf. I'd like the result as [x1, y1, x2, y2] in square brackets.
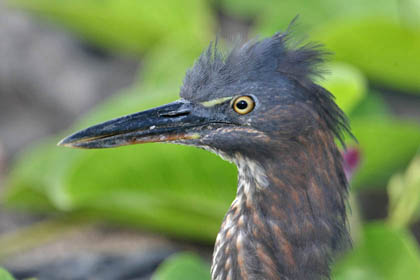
[316, 18, 420, 93]
[4, 137, 87, 211]
[319, 62, 367, 114]
[221, 0, 400, 36]
[400, 0, 420, 29]
[152, 252, 211, 280]
[388, 153, 420, 228]
[350, 118, 420, 189]
[0, 268, 15, 280]
[333, 223, 420, 280]
[2, 185, 55, 212]
[9, 0, 213, 54]
[350, 91, 391, 119]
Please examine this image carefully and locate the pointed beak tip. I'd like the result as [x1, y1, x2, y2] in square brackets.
[57, 135, 80, 148]
[57, 138, 90, 149]
[57, 138, 72, 148]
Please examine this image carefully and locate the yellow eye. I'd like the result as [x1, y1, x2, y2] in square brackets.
[233, 96, 255, 115]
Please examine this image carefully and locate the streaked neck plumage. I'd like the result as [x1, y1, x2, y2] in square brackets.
[211, 129, 349, 280]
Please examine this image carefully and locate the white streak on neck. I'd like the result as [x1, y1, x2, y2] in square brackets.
[234, 153, 269, 191]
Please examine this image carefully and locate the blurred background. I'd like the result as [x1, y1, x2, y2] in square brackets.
[0, 0, 420, 279]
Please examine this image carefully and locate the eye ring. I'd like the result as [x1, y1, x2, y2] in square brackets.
[232, 96, 255, 115]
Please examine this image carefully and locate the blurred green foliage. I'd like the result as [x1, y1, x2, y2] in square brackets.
[388, 154, 420, 228]
[350, 118, 420, 189]
[317, 18, 420, 93]
[152, 253, 211, 280]
[0, 268, 15, 280]
[9, 0, 213, 54]
[3, 0, 420, 279]
[333, 223, 420, 280]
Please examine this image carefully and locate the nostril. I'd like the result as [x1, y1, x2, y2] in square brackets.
[159, 109, 190, 118]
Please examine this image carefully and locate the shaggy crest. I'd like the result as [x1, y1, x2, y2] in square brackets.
[181, 27, 352, 146]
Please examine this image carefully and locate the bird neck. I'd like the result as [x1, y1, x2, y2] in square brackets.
[211, 131, 349, 280]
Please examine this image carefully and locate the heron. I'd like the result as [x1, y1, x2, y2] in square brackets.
[59, 25, 352, 280]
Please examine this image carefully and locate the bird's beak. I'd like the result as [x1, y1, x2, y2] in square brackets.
[58, 99, 218, 149]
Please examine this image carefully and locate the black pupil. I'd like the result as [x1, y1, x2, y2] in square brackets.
[236, 100, 248, 110]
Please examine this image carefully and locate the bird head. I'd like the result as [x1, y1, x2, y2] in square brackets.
[59, 31, 349, 162]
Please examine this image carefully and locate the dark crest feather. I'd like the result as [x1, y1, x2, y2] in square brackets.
[181, 23, 353, 146]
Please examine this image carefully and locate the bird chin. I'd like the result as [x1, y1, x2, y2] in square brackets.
[173, 138, 235, 163]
